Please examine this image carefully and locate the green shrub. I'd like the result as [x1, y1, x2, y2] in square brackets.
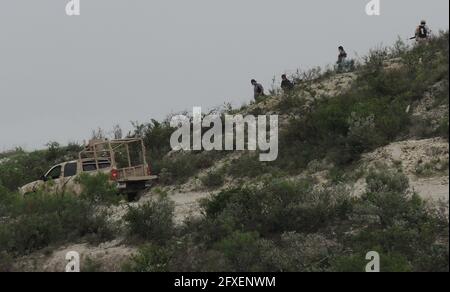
[344, 168, 449, 271]
[0, 192, 114, 256]
[347, 221, 448, 272]
[215, 232, 339, 272]
[0, 185, 20, 217]
[82, 257, 103, 272]
[214, 231, 262, 272]
[123, 237, 230, 272]
[202, 179, 353, 235]
[201, 169, 225, 189]
[413, 244, 449, 272]
[227, 154, 269, 179]
[122, 244, 173, 272]
[0, 251, 14, 272]
[366, 169, 410, 194]
[278, 93, 306, 114]
[273, 232, 337, 272]
[415, 159, 449, 177]
[158, 152, 223, 185]
[76, 173, 120, 205]
[436, 118, 449, 140]
[409, 117, 438, 139]
[124, 194, 175, 243]
[363, 169, 417, 228]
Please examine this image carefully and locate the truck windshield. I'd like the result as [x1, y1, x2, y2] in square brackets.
[46, 165, 62, 180]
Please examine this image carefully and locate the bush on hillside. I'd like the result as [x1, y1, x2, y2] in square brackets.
[226, 154, 270, 179]
[76, 173, 121, 205]
[158, 151, 224, 185]
[0, 251, 14, 272]
[201, 179, 353, 236]
[124, 193, 175, 244]
[0, 191, 114, 256]
[201, 168, 226, 189]
[122, 243, 174, 272]
[344, 169, 449, 271]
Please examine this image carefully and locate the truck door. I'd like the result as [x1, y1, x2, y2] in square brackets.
[43, 165, 63, 193]
[62, 162, 79, 193]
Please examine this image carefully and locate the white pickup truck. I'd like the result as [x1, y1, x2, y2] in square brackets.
[19, 138, 157, 199]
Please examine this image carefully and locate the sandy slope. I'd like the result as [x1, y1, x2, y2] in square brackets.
[353, 138, 449, 201]
[14, 239, 136, 272]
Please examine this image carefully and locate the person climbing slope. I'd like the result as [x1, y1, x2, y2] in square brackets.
[251, 79, 265, 102]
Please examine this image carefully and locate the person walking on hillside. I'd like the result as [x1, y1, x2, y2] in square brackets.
[281, 74, 294, 93]
[251, 79, 265, 102]
[415, 20, 431, 44]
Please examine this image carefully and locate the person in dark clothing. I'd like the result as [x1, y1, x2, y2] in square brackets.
[281, 74, 294, 92]
[336, 46, 354, 73]
[415, 20, 430, 43]
[337, 46, 348, 65]
[251, 79, 265, 102]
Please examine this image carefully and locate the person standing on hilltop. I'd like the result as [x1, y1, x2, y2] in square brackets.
[336, 46, 354, 73]
[337, 46, 348, 66]
[281, 74, 294, 93]
[251, 79, 265, 102]
[415, 20, 431, 43]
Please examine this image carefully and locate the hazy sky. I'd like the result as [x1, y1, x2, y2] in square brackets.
[0, 0, 448, 150]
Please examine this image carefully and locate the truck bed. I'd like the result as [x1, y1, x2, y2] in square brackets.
[117, 165, 157, 182]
